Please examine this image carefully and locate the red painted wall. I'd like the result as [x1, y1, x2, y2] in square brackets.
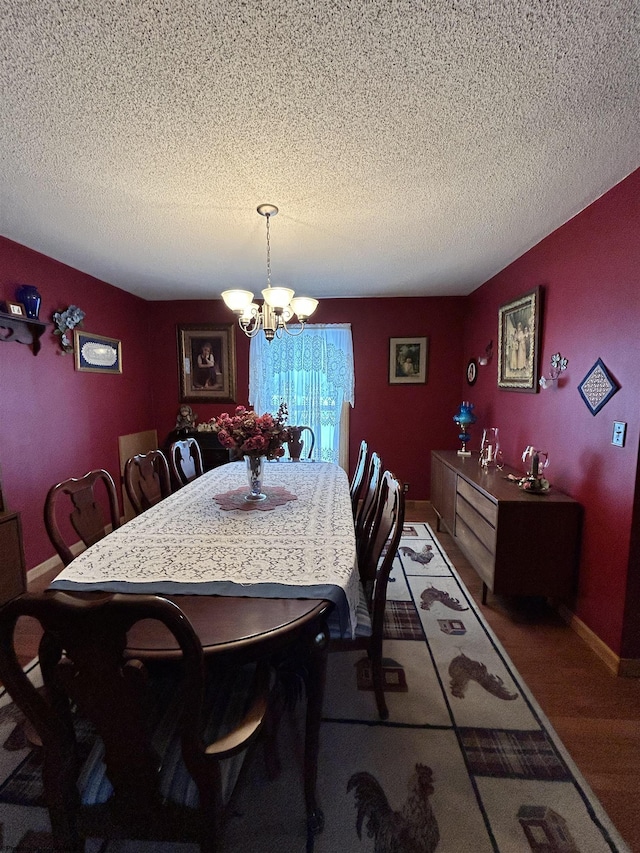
[1, 238, 153, 568]
[463, 168, 640, 657]
[145, 295, 467, 496]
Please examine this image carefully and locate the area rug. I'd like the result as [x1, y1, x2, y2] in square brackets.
[0, 525, 630, 852]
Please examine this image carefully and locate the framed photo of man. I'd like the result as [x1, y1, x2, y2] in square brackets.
[177, 324, 236, 403]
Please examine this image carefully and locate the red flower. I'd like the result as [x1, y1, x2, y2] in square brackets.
[209, 403, 289, 459]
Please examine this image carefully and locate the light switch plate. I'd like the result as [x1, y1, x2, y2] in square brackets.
[612, 421, 626, 447]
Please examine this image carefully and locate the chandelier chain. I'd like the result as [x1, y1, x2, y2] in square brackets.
[265, 213, 272, 289]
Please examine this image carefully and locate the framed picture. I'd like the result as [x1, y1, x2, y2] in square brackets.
[389, 337, 428, 384]
[177, 323, 236, 403]
[578, 358, 620, 415]
[4, 301, 25, 317]
[466, 358, 478, 386]
[497, 287, 542, 392]
[74, 331, 122, 374]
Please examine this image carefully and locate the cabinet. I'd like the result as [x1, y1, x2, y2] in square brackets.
[431, 451, 582, 601]
[0, 511, 27, 606]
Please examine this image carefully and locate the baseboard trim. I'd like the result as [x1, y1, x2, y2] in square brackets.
[557, 603, 639, 678]
[27, 523, 119, 585]
[27, 552, 67, 582]
[406, 499, 429, 514]
[618, 658, 640, 678]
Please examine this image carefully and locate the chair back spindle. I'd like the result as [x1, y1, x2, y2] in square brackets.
[124, 450, 172, 516]
[286, 426, 315, 461]
[349, 439, 368, 518]
[44, 469, 121, 566]
[169, 437, 204, 487]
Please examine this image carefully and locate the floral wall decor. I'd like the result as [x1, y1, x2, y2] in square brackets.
[52, 305, 85, 353]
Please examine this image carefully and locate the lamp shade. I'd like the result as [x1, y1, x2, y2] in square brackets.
[262, 286, 294, 310]
[222, 289, 254, 312]
[291, 296, 319, 320]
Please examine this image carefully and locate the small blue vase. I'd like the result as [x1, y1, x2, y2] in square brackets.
[15, 285, 42, 319]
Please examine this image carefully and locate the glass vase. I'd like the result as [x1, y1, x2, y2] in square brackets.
[479, 427, 503, 470]
[245, 455, 267, 501]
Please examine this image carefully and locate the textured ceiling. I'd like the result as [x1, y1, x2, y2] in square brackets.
[1, 1, 638, 301]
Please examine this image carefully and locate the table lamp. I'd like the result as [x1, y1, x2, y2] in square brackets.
[453, 402, 477, 456]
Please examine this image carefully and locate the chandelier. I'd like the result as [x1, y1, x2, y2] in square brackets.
[221, 204, 319, 342]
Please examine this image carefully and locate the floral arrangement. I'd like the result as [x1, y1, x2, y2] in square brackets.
[507, 473, 550, 493]
[52, 305, 85, 353]
[210, 402, 289, 459]
[517, 475, 550, 493]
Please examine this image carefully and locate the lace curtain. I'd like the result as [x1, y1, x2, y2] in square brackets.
[249, 324, 355, 465]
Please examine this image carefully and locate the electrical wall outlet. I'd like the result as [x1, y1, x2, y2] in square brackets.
[612, 421, 626, 447]
[403, 483, 410, 493]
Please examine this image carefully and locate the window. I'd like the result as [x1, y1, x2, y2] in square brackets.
[249, 325, 354, 467]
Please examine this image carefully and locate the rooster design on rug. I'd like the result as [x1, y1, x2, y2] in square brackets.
[399, 544, 435, 565]
[348, 763, 440, 853]
[449, 652, 518, 700]
[420, 585, 468, 612]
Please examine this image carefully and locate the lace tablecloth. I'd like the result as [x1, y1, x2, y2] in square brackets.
[51, 461, 358, 638]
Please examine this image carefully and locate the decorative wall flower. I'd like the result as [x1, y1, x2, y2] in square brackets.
[210, 403, 289, 459]
[52, 305, 85, 353]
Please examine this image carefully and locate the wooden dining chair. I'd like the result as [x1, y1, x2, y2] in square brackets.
[0, 591, 274, 853]
[349, 439, 368, 518]
[286, 425, 315, 461]
[329, 469, 405, 720]
[169, 437, 204, 487]
[124, 449, 172, 515]
[354, 450, 382, 563]
[44, 468, 121, 566]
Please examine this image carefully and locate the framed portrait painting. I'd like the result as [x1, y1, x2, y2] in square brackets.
[497, 288, 542, 392]
[177, 324, 236, 403]
[389, 337, 428, 384]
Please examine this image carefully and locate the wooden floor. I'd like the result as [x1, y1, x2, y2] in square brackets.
[8, 502, 640, 850]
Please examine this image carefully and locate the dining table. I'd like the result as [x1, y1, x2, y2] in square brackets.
[49, 458, 359, 840]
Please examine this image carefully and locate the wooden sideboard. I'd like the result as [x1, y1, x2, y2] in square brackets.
[431, 450, 582, 601]
[0, 511, 27, 606]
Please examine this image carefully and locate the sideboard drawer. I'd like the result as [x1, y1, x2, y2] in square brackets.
[456, 477, 498, 527]
[455, 515, 495, 588]
[456, 491, 497, 555]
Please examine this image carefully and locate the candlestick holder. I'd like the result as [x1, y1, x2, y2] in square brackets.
[479, 427, 503, 469]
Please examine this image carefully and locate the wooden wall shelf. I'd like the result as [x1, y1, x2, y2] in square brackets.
[0, 311, 48, 354]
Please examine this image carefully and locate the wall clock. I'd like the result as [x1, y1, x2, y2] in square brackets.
[466, 358, 478, 386]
